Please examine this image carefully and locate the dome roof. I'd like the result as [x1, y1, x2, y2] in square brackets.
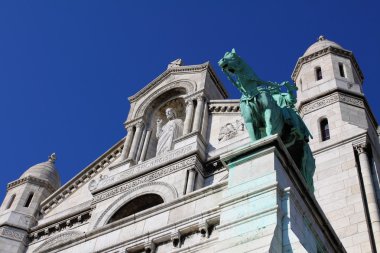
[303, 36, 343, 56]
[20, 153, 61, 190]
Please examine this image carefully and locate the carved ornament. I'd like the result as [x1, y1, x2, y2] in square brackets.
[209, 100, 240, 113]
[0, 226, 26, 243]
[218, 119, 245, 142]
[300, 92, 365, 115]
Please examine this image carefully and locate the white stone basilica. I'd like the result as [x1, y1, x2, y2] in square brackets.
[0, 37, 379, 253]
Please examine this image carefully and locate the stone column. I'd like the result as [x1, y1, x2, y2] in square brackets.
[355, 144, 380, 251]
[135, 130, 146, 163]
[186, 168, 196, 194]
[139, 130, 152, 163]
[183, 99, 194, 135]
[192, 96, 205, 132]
[128, 121, 144, 161]
[120, 126, 134, 160]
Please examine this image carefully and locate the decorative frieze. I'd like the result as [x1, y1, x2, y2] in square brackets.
[0, 226, 27, 243]
[101, 143, 197, 191]
[92, 155, 197, 203]
[300, 92, 365, 115]
[7, 176, 55, 193]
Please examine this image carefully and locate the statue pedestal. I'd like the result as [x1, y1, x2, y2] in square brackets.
[216, 135, 345, 253]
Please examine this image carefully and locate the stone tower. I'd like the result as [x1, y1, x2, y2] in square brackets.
[0, 154, 61, 253]
[292, 36, 380, 252]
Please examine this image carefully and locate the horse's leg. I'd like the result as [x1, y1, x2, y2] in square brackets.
[264, 109, 272, 136]
[258, 93, 277, 136]
[268, 96, 284, 135]
[240, 101, 257, 141]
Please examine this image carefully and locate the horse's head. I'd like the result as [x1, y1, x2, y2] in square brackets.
[218, 48, 243, 75]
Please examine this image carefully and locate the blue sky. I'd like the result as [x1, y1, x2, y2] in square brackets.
[0, 0, 379, 201]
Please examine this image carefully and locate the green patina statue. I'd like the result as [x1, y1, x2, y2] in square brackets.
[218, 49, 315, 192]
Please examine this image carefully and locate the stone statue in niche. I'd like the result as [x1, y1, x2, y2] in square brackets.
[218, 119, 245, 142]
[156, 108, 184, 155]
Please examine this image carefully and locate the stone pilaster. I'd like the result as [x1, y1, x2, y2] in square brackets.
[186, 168, 196, 194]
[201, 100, 209, 138]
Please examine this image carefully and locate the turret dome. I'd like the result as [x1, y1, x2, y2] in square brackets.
[303, 35, 343, 56]
[20, 153, 61, 190]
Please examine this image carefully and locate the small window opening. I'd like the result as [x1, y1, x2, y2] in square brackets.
[315, 67, 323, 81]
[24, 192, 34, 208]
[6, 194, 16, 209]
[339, 63, 345, 77]
[320, 118, 330, 141]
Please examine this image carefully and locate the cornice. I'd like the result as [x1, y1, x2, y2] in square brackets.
[299, 91, 365, 116]
[39, 138, 125, 215]
[209, 99, 240, 113]
[206, 63, 228, 99]
[291, 46, 364, 84]
[7, 176, 56, 193]
[29, 208, 91, 244]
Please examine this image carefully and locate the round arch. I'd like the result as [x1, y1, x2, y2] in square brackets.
[93, 181, 177, 229]
[134, 80, 196, 119]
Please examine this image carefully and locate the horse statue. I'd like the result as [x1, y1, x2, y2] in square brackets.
[218, 49, 315, 192]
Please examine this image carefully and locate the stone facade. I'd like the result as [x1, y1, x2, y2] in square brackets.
[0, 38, 379, 253]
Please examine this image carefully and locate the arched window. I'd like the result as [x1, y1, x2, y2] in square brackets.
[338, 63, 345, 77]
[315, 67, 323, 81]
[6, 194, 16, 209]
[24, 192, 34, 208]
[320, 118, 330, 141]
[107, 194, 164, 224]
